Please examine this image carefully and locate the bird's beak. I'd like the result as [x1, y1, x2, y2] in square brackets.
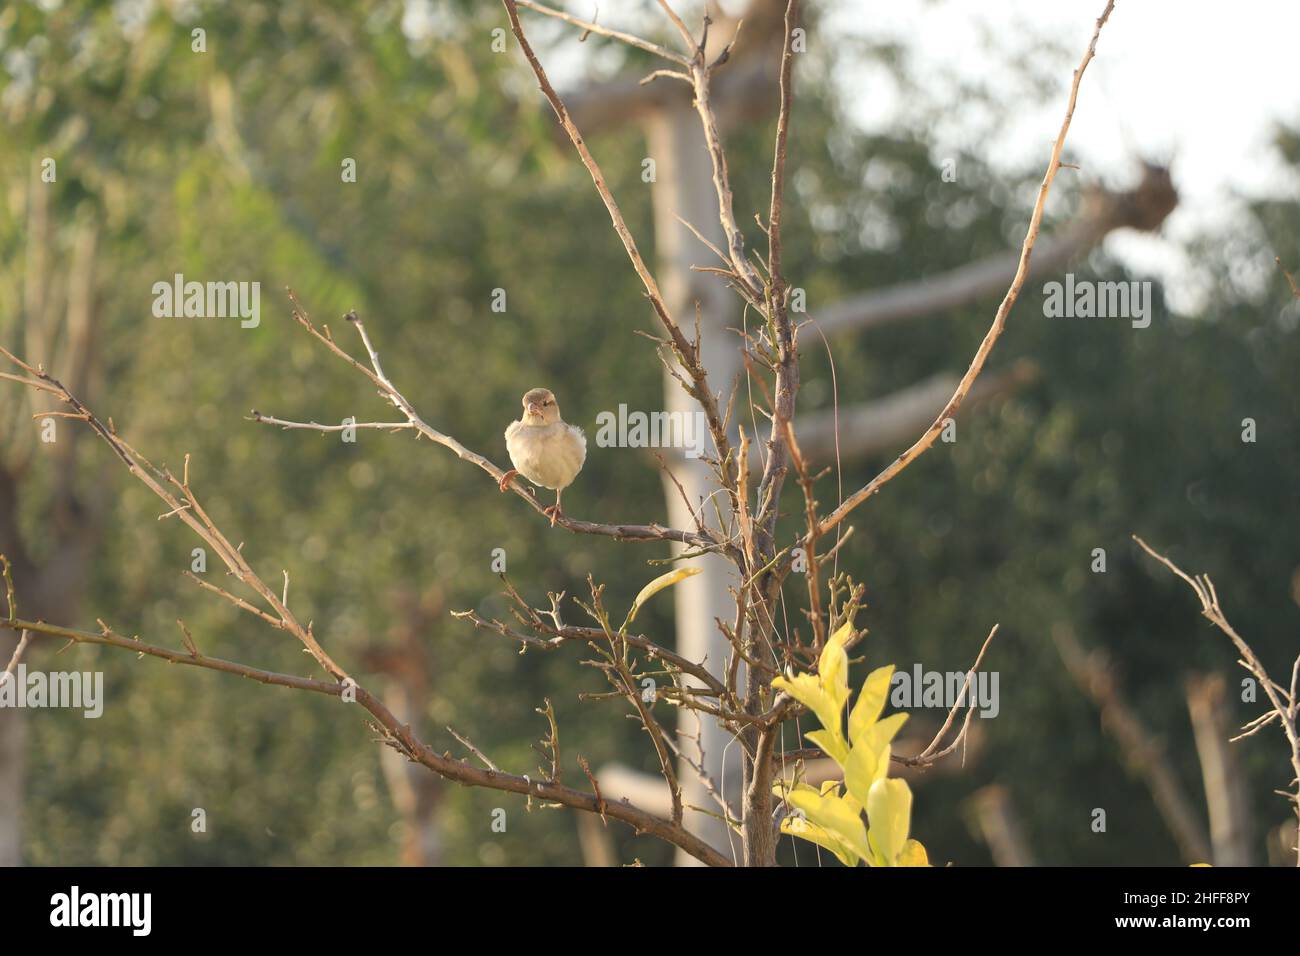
[526, 402, 542, 417]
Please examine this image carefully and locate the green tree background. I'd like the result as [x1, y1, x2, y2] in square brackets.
[2, 0, 1297, 865]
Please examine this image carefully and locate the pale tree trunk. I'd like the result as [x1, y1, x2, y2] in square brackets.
[647, 106, 745, 865]
[1186, 673, 1254, 866]
[0, 175, 103, 867]
[970, 784, 1036, 866]
[363, 590, 446, 866]
[1054, 624, 1213, 864]
[0, 630, 26, 866]
[376, 679, 445, 867]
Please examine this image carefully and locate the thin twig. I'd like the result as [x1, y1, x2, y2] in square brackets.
[448, 726, 501, 772]
[1134, 534, 1300, 865]
[516, 0, 690, 65]
[815, 0, 1117, 539]
[2, 629, 33, 677]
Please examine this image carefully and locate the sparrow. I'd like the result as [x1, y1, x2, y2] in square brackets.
[499, 387, 587, 526]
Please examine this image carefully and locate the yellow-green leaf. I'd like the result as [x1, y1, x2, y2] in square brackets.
[820, 645, 850, 722]
[805, 728, 849, 766]
[866, 777, 913, 866]
[780, 815, 859, 867]
[785, 788, 871, 861]
[823, 617, 854, 650]
[622, 567, 701, 630]
[842, 738, 890, 808]
[897, 839, 930, 867]
[848, 665, 895, 741]
[772, 778, 816, 799]
[772, 672, 842, 739]
[817, 621, 854, 715]
[859, 711, 909, 753]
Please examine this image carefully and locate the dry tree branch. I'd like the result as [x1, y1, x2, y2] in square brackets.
[661, 731, 742, 828]
[0, 601, 730, 865]
[1, 629, 32, 679]
[686, 30, 765, 299]
[747, 0, 801, 560]
[0, 353, 731, 867]
[813, 0, 1117, 540]
[899, 624, 1000, 769]
[780, 413, 825, 649]
[448, 726, 501, 772]
[247, 412, 415, 434]
[568, 579, 687, 825]
[1, 553, 16, 625]
[0, 371, 62, 397]
[505, 0, 737, 497]
[1, 609, 348, 695]
[654, 0, 697, 54]
[610, 634, 685, 825]
[766, 0, 798, 300]
[0, 344, 349, 682]
[630, 13, 804, 830]
[515, 0, 690, 64]
[1, 0, 1121, 869]
[261, 295, 728, 554]
[1133, 535, 1300, 865]
[452, 606, 728, 699]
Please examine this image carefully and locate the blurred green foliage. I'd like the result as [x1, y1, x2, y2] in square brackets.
[2, 0, 1297, 866]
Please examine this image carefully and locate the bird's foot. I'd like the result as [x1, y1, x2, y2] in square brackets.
[498, 469, 518, 493]
[543, 505, 562, 527]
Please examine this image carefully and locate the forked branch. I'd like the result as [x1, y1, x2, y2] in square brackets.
[0, 348, 731, 867]
[813, 0, 1118, 540]
[1134, 534, 1300, 865]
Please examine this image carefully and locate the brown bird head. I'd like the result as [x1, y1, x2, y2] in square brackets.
[521, 387, 561, 425]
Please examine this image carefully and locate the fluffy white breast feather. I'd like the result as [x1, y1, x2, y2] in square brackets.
[504, 420, 587, 491]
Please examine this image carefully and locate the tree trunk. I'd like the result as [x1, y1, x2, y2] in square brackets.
[0, 630, 25, 866]
[1186, 673, 1254, 866]
[647, 105, 745, 865]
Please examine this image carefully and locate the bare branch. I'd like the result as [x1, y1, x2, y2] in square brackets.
[766, 0, 798, 297]
[0, 611, 731, 866]
[0, 343, 349, 683]
[269, 296, 726, 554]
[900, 624, 1000, 769]
[0, 346, 735, 864]
[516, 0, 691, 65]
[2, 628, 32, 677]
[248, 411, 415, 433]
[448, 726, 501, 772]
[1134, 535, 1300, 865]
[654, 0, 697, 52]
[815, 0, 1118, 539]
